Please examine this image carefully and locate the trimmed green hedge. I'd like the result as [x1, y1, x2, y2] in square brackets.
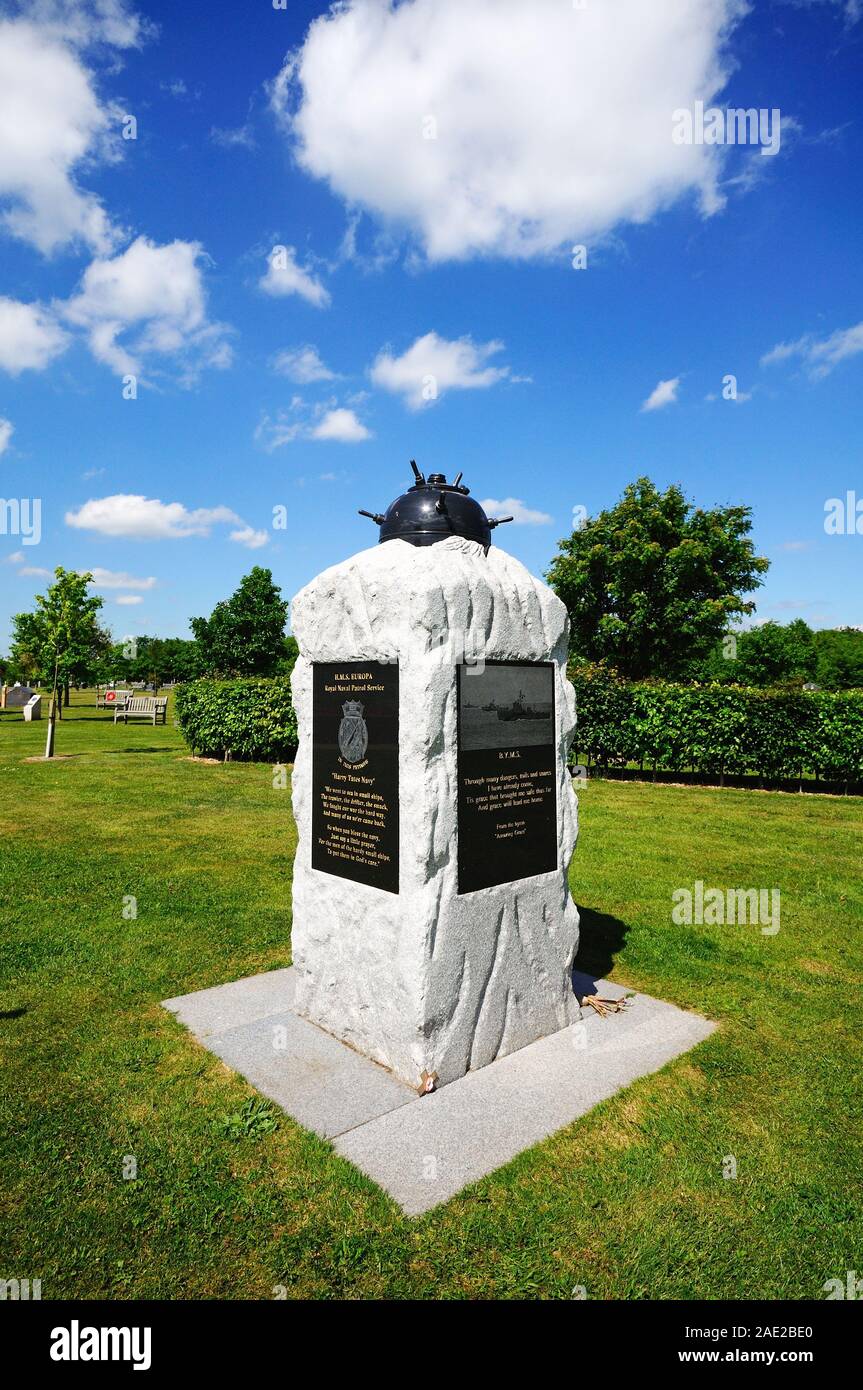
[570, 668, 863, 785]
[173, 669, 863, 783]
[174, 677, 298, 762]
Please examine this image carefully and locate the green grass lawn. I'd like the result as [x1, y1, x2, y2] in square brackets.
[1, 691, 861, 1299]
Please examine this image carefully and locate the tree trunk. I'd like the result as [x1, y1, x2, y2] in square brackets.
[44, 697, 56, 758]
[48, 656, 61, 741]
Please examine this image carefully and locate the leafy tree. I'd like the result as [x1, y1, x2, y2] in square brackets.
[9, 568, 109, 718]
[191, 568, 289, 677]
[694, 621, 863, 690]
[814, 627, 863, 690]
[6, 612, 43, 685]
[740, 618, 816, 686]
[99, 635, 203, 687]
[275, 635, 299, 679]
[695, 619, 817, 687]
[157, 637, 204, 684]
[548, 477, 769, 679]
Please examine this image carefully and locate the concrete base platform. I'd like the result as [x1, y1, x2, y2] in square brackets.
[163, 968, 715, 1216]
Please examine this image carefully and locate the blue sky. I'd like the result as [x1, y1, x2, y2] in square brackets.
[1, 0, 862, 649]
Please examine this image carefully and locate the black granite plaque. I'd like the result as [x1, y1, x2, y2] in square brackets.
[457, 661, 557, 894]
[312, 661, 399, 893]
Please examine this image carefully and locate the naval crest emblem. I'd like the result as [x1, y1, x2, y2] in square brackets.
[338, 700, 368, 763]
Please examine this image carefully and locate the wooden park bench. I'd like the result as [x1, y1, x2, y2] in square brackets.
[114, 696, 168, 726]
[98, 688, 131, 709]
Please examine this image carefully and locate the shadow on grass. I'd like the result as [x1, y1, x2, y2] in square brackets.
[572, 904, 630, 990]
[100, 746, 170, 755]
[58, 715, 125, 722]
[19, 747, 168, 759]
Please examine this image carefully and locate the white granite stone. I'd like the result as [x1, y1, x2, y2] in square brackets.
[290, 537, 580, 1090]
[23, 694, 42, 721]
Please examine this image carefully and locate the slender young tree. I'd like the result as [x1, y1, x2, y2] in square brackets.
[10, 569, 107, 754]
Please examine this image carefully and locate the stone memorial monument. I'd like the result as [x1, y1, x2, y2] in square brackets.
[290, 463, 580, 1090]
[2, 683, 35, 709]
[23, 693, 42, 721]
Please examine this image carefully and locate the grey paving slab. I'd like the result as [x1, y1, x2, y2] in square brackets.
[163, 967, 295, 1038]
[163, 967, 715, 1214]
[163, 971, 414, 1139]
[205, 1009, 415, 1139]
[334, 987, 715, 1214]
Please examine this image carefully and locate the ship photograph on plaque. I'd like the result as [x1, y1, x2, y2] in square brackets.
[457, 660, 557, 894]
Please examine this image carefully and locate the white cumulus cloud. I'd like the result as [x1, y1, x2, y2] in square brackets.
[0, 6, 141, 255]
[273, 0, 739, 263]
[255, 396, 372, 449]
[478, 497, 552, 526]
[310, 407, 370, 442]
[641, 377, 681, 412]
[86, 567, 156, 590]
[0, 417, 13, 454]
[62, 235, 232, 380]
[370, 331, 512, 409]
[0, 297, 68, 373]
[230, 525, 269, 549]
[66, 494, 242, 540]
[272, 344, 337, 382]
[259, 245, 330, 307]
[115, 593, 143, 605]
[16, 1, 151, 51]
